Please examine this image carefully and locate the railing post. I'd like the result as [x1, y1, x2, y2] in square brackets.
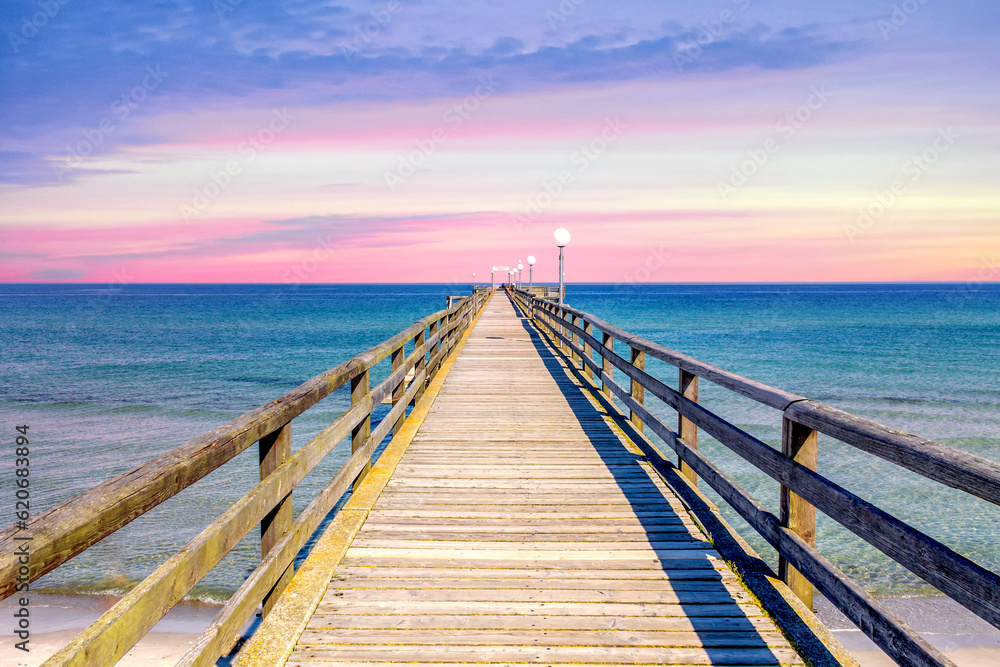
[569, 314, 581, 368]
[445, 309, 454, 357]
[391, 345, 405, 436]
[779, 417, 818, 609]
[582, 321, 594, 380]
[414, 327, 427, 403]
[351, 368, 371, 489]
[678, 369, 699, 487]
[630, 347, 645, 434]
[429, 317, 440, 380]
[559, 306, 568, 353]
[601, 333, 613, 398]
[258, 422, 292, 618]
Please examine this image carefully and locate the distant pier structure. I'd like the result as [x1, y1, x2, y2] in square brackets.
[2, 288, 998, 667]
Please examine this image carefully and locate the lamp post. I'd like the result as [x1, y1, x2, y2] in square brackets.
[517, 263, 524, 289]
[553, 228, 571, 305]
[527, 256, 536, 293]
[472, 272, 476, 291]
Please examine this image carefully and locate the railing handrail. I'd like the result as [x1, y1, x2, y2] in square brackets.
[509, 287, 1000, 667]
[0, 290, 490, 666]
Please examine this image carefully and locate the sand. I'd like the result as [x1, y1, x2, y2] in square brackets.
[815, 595, 1000, 666]
[0, 592, 222, 666]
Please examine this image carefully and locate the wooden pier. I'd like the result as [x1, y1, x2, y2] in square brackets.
[3, 287, 999, 667]
[244, 296, 812, 666]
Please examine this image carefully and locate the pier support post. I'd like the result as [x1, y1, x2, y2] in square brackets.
[601, 333, 613, 398]
[678, 369, 699, 487]
[259, 422, 292, 618]
[779, 417, 818, 609]
[391, 345, 405, 436]
[351, 368, 371, 489]
[630, 348, 645, 434]
[582, 321, 594, 380]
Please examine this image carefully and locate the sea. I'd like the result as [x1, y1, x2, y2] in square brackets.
[1, 283, 998, 603]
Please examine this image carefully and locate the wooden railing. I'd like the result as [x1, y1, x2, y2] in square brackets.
[0, 290, 490, 667]
[527, 285, 561, 299]
[510, 287, 1000, 667]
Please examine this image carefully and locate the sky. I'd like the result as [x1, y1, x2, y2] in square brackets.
[1, 0, 998, 284]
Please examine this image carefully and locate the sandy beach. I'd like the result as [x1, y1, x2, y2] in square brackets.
[0, 592, 223, 666]
[815, 595, 1000, 666]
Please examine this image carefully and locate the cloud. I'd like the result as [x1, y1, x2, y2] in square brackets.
[30, 269, 85, 280]
[53, 212, 492, 264]
[0, 7, 868, 187]
[2, 11, 866, 132]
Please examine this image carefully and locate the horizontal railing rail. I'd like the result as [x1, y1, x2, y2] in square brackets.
[0, 290, 489, 666]
[510, 287, 1000, 667]
[526, 285, 561, 299]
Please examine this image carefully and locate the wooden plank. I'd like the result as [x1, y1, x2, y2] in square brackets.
[362, 517, 691, 527]
[328, 578, 732, 591]
[324, 588, 754, 604]
[346, 547, 719, 559]
[352, 532, 698, 543]
[297, 628, 791, 648]
[333, 566, 733, 581]
[287, 645, 802, 665]
[288, 663, 786, 667]
[337, 556, 730, 570]
[305, 614, 768, 632]
[313, 600, 765, 618]
[366, 509, 695, 519]
[348, 539, 712, 550]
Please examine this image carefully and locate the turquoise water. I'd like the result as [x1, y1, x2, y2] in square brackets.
[1, 283, 998, 600]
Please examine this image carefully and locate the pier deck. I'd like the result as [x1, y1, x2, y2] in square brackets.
[280, 297, 806, 666]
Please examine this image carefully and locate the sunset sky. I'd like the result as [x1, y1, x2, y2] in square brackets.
[1, 1, 997, 284]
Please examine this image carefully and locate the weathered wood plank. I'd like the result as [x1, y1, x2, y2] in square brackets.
[328, 577, 732, 590]
[297, 628, 792, 648]
[313, 600, 766, 618]
[324, 588, 754, 604]
[333, 566, 733, 581]
[304, 614, 769, 632]
[287, 645, 802, 665]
